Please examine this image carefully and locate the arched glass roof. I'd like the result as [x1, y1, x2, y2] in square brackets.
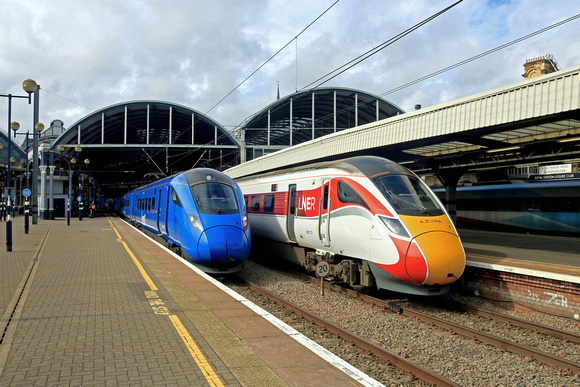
[51, 101, 240, 196]
[240, 87, 404, 159]
[0, 130, 27, 169]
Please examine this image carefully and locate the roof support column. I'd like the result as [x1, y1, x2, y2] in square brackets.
[191, 113, 195, 145]
[355, 93, 358, 127]
[124, 106, 127, 145]
[376, 99, 379, 121]
[169, 107, 172, 144]
[434, 168, 466, 226]
[267, 110, 271, 146]
[77, 124, 81, 144]
[147, 105, 150, 144]
[290, 98, 293, 146]
[101, 113, 105, 144]
[333, 91, 337, 132]
[312, 92, 315, 140]
[214, 126, 217, 145]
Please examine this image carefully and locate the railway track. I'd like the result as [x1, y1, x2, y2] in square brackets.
[299, 273, 580, 374]
[246, 281, 459, 386]
[229, 260, 579, 385]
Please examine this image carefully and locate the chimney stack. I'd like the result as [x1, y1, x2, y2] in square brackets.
[523, 55, 559, 79]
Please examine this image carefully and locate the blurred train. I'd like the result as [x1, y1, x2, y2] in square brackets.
[121, 168, 251, 273]
[233, 156, 466, 296]
[434, 180, 580, 235]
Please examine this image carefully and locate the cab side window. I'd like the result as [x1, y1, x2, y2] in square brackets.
[171, 187, 183, 207]
[337, 180, 368, 209]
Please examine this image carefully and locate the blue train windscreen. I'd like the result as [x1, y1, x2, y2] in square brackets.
[191, 182, 239, 214]
[183, 168, 240, 215]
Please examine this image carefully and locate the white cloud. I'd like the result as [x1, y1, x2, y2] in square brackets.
[1, 0, 579, 138]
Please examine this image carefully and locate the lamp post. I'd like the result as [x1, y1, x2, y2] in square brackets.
[77, 154, 89, 221]
[22, 79, 41, 225]
[71, 156, 77, 223]
[24, 132, 30, 233]
[57, 145, 74, 226]
[1, 80, 37, 251]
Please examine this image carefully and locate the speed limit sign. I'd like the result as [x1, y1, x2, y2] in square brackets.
[315, 260, 330, 278]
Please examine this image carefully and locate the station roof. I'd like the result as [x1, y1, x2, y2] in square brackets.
[0, 131, 26, 170]
[52, 101, 240, 197]
[226, 65, 580, 180]
[240, 87, 404, 151]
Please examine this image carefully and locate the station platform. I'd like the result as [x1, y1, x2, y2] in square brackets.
[460, 229, 580, 283]
[0, 215, 373, 386]
[458, 229, 580, 318]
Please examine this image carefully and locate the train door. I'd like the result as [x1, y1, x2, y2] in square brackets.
[158, 185, 169, 236]
[318, 179, 331, 247]
[286, 184, 297, 242]
[156, 188, 162, 233]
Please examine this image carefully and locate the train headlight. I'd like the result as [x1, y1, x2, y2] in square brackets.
[379, 216, 410, 238]
[243, 214, 248, 230]
[187, 214, 204, 232]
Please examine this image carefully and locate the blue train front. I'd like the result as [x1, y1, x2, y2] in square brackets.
[121, 168, 250, 273]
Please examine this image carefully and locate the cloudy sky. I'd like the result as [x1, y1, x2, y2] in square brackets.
[1, 0, 579, 138]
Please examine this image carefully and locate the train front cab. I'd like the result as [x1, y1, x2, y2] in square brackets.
[179, 169, 250, 273]
[368, 172, 466, 295]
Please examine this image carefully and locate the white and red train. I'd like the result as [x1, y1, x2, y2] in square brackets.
[234, 156, 465, 295]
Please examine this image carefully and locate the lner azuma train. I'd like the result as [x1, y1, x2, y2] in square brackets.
[234, 156, 465, 296]
[121, 168, 251, 274]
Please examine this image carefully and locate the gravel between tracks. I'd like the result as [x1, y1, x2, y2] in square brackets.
[228, 260, 580, 386]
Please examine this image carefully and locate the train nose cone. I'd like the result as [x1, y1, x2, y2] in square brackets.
[198, 226, 249, 265]
[406, 231, 465, 285]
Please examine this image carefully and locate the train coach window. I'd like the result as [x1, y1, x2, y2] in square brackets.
[263, 195, 275, 213]
[191, 182, 240, 214]
[337, 180, 369, 209]
[251, 196, 261, 212]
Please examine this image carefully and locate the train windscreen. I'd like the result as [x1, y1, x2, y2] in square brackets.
[191, 182, 239, 215]
[373, 175, 445, 216]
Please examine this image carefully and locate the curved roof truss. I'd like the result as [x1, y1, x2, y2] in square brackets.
[50, 101, 240, 196]
[241, 88, 404, 150]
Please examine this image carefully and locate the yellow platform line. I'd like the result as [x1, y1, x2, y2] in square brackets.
[107, 216, 224, 386]
[169, 315, 225, 387]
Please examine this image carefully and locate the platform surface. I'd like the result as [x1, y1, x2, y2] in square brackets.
[460, 229, 580, 280]
[0, 215, 367, 386]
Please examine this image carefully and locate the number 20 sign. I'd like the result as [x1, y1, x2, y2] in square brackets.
[315, 260, 330, 278]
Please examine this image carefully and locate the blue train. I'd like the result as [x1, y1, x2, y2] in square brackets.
[434, 180, 580, 235]
[121, 168, 251, 273]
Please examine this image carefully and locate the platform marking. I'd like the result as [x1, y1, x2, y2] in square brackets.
[107, 217, 224, 386]
[169, 315, 225, 387]
[120, 240, 158, 291]
[120, 222, 384, 387]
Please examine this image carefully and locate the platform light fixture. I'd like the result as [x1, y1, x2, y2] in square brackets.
[485, 145, 521, 153]
[557, 135, 580, 143]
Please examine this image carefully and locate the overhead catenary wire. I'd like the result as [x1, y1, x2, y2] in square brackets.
[263, 10, 580, 133]
[203, 0, 340, 117]
[298, 0, 463, 91]
[378, 12, 580, 98]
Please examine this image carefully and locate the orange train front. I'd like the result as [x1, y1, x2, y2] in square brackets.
[233, 156, 466, 296]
